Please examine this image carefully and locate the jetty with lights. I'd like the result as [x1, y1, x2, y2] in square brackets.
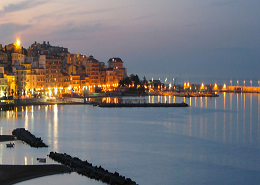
[97, 102, 189, 108]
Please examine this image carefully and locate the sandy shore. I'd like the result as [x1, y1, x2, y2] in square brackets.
[0, 135, 71, 185]
[0, 165, 71, 185]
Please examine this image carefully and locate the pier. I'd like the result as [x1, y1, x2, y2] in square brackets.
[97, 102, 189, 108]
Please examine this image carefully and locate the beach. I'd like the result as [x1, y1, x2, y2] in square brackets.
[0, 135, 71, 185]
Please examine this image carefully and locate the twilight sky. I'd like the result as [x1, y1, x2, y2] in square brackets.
[0, 0, 260, 83]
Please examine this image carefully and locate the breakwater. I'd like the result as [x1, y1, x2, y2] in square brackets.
[97, 102, 189, 108]
[12, 128, 48, 148]
[48, 152, 137, 185]
[0, 103, 14, 111]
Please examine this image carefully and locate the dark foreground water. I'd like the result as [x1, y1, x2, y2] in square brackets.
[1, 93, 260, 185]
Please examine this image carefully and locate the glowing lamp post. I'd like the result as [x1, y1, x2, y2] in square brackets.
[201, 83, 204, 90]
[223, 83, 226, 90]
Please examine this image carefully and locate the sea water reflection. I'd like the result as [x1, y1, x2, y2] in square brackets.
[0, 93, 260, 184]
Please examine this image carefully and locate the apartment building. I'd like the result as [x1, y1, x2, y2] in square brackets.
[86, 55, 100, 87]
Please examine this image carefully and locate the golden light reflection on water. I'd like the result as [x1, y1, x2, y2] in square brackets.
[229, 111, 232, 144]
[53, 104, 59, 151]
[24, 106, 28, 130]
[223, 92, 226, 110]
[250, 94, 252, 143]
[258, 94, 260, 147]
[200, 117, 203, 138]
[166, 93, 260, 148]
[223, 113, 226, 143]
[24, 156, 27, 165]
[230, 94, 232, 110]
[214, 112, 217, 140]
[237, 94, 239, 111]
[243, 94, 246, 144]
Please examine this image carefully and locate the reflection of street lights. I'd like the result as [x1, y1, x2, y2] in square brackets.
[237, 80, 239, 86]
[83, 87, 86, 103]
[244, 80, 245, 86]
[230, 80, 232, 86]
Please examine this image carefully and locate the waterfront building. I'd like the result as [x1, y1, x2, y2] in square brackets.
[60, 72, 70, 94]
[148, 80, 163, 91]
[86, 55, 100, 87]
[15, 66, 27, 97]
[107, 58, 125, 82]
[4, 73, 16, 96]
[31, 68, 45, 95]
[0, 67, 8, 97]
[44, 55, 63, 96]
[70, 74, 81, 93]
[99, 62, 107, 88]
[106, 68, 117, 89]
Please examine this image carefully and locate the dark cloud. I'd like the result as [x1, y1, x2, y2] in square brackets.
[0, 23, 31, 41]
[1, 0, 48, 14]
[210, 0, 236, 7]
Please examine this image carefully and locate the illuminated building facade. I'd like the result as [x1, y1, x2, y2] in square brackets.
[44, 55, 63, 96]
[15, 67, 27, 97]
[86, 55, 100, 87]
[4, 73, 16, 96]
[0, 41, 129, 97]
[107, 58, 124, 82]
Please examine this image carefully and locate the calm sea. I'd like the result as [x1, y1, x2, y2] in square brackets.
[1, 93, 260, 185]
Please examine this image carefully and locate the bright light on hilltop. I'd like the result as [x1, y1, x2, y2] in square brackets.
[16, 40, 20, 46]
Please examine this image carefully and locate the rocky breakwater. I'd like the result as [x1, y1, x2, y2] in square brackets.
[48, 152, 137, 185]
[12, 128, 48, 148]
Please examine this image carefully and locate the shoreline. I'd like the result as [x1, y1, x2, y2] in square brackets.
[0, 135, 71, 185]
[0, 165, 71, 185]
[0, 135, 16, 142]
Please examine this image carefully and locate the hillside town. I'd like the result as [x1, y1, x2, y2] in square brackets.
[1, 40, 259, 102]
[0, 40, 138, 98]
